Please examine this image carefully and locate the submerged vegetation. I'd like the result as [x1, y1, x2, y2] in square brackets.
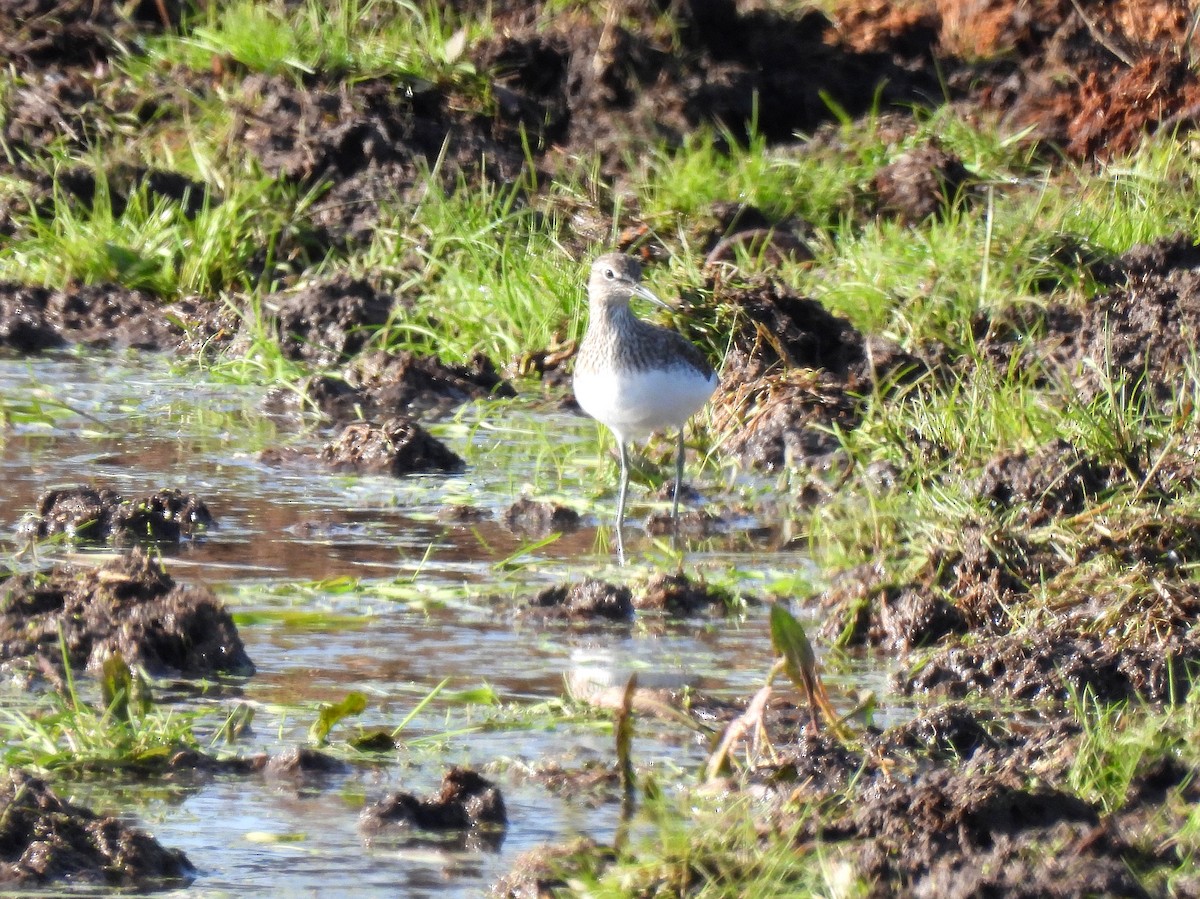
[3, 0, 1200, 894]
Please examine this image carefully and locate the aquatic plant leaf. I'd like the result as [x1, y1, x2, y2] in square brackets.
[443, 683, 500, 705]
[616, 673, 637, 804]
[309, 691, 369, 745]
[769, 604, 850, 739]
[770, 603, 816, 687]
[101, 652, 133, 725]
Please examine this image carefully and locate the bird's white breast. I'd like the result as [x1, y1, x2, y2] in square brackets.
[574, 364, 718, 443]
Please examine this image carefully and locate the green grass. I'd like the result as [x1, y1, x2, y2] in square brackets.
[0, 650, 205, 774]
[0, 161, 319, 297]
[152, 0, 490, 87]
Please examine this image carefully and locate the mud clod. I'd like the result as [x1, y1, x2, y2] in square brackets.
[900, 626, 1193, 703]
[884, 703, 998, 760]
[360, 767, 506, 846]
[273, 276, 399, 367]
[0, 769, 192, 888]
[281, 349, 514, 423]
[977, 439, 1122, 526]
[0, 284, 62, 352]
[0, 283, 222, 353]
[502, 498, 581, 536]
[1065, 233, 1200, 400]
[712, 275, 922, 469]
[19, 486, 214, 543]
[263, 748, 350, 779]
[634, 572, 731, 616]
[345, 349, 515, 418]
[0, 548, 254, 680]
[830, 768, 1146, 899]
[528, 578, 634, 622]
[318, 418, 464, 476]
[872, 143, 974, 223]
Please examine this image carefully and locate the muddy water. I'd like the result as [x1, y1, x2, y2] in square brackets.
[0, 351, 894, 896]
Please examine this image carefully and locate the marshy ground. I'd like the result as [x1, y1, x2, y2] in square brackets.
[4, 0, 1200, 895]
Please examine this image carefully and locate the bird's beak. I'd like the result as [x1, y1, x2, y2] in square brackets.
[632, 283, 671, 310]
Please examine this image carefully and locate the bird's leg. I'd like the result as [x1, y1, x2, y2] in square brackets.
[615, 440, 630, 558]
[671, 429, 685, 528]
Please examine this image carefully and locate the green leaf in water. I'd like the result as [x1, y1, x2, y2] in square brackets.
[442, 683, 500, 705]
[101, 652, 133, 725]
[309, 691, 368, 745]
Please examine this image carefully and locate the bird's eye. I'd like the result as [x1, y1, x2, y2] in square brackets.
[604, 268, 615, 280]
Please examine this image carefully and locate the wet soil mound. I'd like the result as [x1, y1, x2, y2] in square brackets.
[0, 769, 192, 888]
[634, 572, 733, 615]
[871, 142, 976, 223]
[1064, 233, 1200, 400]
[318, 418, 464, 476]
[901, 623, 1195, 703]
[829, 767, 1147, 897]
[479, 0, 942, 164]
[232, 74, 530, 242]
[360, 767, 506, 851]
[0, 283, 228, 354]
[344, 349, 515, 418]
[272, 276, 401, 367]
[977, 439, 1126, 526]
[502, 497, 581, 537]
[18, 486, 214, 543]
[711, 273, 922, 469]
[0, 283, 61, 352]
[281, 349, 514, 424]
[0, 549, 254, 681]
[527, 578, 634, 623]
[260, 417, 464, 476]
[1, 0, 175, 71]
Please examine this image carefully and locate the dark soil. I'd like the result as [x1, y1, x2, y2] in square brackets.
[265, 349, 514, 424]
[900, 623, 1197, 703]
[343, 349, 515, 419]
[504, 701, 1173, 898]
[0, 769, 192, 888]
[271, 275, 402, 368]
[318, 418, 464, 475]
[502, 497, 581, 537]
[18, 486, 214, 543]
[526, 578, 634, 623]
[262, 417, 463, 476]
[634, 572, 733, 615]
[710, 272, 923, 469]
[976, 438, 1125, 527]
[360, 767, 506, 851]
[871, 142, 976, 223]
[0, 548, 254, 682]
[0, 282, 231, 354]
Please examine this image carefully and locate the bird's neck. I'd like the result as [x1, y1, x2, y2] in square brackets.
[590, 301, 635, 331]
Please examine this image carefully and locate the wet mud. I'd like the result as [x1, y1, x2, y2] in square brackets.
[18, 486, 214, 543]
[502, 497, 581, 537]
[505, 702, 1180, 898]
[0, 282, 231, 353]
[0, 768, 192, 889]
[526, 571, 736, 623]
[710, 272, 921, 469]
[261, 417, 464, 477]
[0, 549, 253, 682]
[360, 767, 507, 851]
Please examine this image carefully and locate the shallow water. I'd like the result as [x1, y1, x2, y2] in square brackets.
[0, 350, 900, 896]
